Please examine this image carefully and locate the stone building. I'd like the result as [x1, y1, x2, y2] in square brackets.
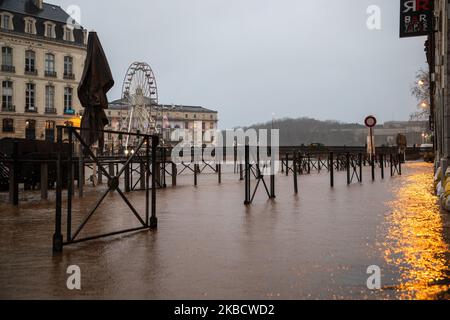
[107, 98, 219, 146]
[431, 0, 449, 169]
[0, 0, 87, 141]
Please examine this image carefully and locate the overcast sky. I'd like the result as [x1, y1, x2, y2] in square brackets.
[53, 0, 427, 129]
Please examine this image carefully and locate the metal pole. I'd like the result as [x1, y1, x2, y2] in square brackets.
[244, 145, 251, 205]
[67, 128, 73, 242]
[380, 154, 385, 179]
[371, 155, 375, 181]
[150, 136, 158, 229]
[330, 152, 334, 188]
[53, 127, 63, 253]
[346, 153, 350, 185]
[293, 151, 298, 194]
[146, 136, 150, 226]
[359, 153, 363, 183]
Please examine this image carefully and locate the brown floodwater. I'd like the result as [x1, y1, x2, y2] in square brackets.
[0, 162, 449, 300]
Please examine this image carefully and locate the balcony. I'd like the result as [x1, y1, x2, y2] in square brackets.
[63, 73, 75, 80]
[45, 107, 57, 114]
[45, 71, 57, 78]
[25, 106, 38, 113]
[25, 69, 38, 76]
[64, 108, 75, 115]
[1, 105, 15, 112]
[1, 65, 15, 73]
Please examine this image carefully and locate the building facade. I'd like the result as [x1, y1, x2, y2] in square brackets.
[0, 0, 87, 141]
[431, 0, 449, 168]
[107, 99, 219, 147]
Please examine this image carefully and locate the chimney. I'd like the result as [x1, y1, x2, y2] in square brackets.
[34, 0, 43, 10]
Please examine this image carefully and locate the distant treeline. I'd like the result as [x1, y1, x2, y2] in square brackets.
[239, 117, 367, 146]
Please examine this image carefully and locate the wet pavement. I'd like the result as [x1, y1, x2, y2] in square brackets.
[0, 162, 449, 300]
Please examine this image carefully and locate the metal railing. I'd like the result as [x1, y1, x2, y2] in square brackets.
[1, 64, 15, 73]
[53, 126, 160, 253]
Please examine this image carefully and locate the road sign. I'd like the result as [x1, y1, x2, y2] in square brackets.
[365, 116, 377, 128]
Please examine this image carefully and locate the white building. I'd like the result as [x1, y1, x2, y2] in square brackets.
[0, 0, 87, 141]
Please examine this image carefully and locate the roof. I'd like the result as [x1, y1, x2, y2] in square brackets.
[0, 0, 76, 24]
[109, 98, 218, 114]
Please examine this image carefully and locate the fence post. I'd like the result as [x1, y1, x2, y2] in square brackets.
[330, 152, 334, 188]
[244, 145, 251, 205]
[390, 154, 394, 177]
[171, 163, 177, 186]
[371, 155, 375, 181]
[78, 145, 84, 197]
[150, 135, 158, 229]
[398, 154, 402, 175]
[293, 151, 298, 194]
[346, 153, 351, 185]
[359, 153, 363, 183]
[124, 162, 130, 192]
[380, 154, 385, 179]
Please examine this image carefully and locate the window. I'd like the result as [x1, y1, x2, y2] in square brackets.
[45, 85, 55, 112]
[2, 118, 14, 133]
[2, 47, 13, 66]
[24, 18, 36, 34]
[2, 81, 13, 111]
[1, 13, 13, 30]
[25, 83, 36, 112]
[63, 27, 74, 42]
[64, 56, 74, 78]
[210, 122, 214, 130]
[45, 53, 56, 77]
[25, 50, 35, 73]
[25, 119, 36, 140]
[45, 120, 55, 142]
[64, 87, 74, 113]
[44, 22, 55, 38]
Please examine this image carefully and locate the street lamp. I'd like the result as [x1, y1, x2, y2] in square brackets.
[418, 80, 425, 86]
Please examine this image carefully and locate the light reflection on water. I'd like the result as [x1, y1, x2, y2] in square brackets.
[384, 163, 450, 300]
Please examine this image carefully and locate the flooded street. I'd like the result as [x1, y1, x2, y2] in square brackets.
[0, 162, 449, 300]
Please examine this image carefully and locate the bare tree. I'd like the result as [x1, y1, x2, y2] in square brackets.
[410, 69, 430, 121]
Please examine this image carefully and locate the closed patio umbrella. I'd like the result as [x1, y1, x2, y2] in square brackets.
[78, 31, 114, 151]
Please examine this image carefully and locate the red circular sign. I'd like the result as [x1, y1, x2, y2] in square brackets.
[365, 116, 377, 128]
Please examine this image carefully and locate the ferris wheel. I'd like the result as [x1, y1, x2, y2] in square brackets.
[120, 62, 158, 148]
